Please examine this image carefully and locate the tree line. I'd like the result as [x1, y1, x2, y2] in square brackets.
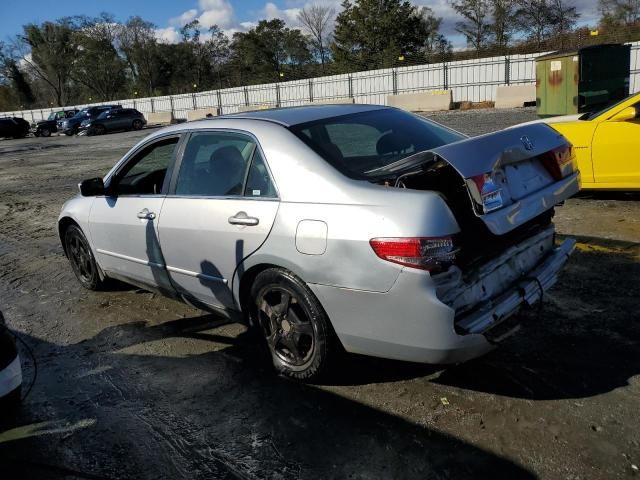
[0, 0, 639, 111]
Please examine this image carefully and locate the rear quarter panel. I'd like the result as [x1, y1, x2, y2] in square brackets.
[235, 186, 461, 298]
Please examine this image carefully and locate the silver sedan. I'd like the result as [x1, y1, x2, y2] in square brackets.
[58, 105, 580, 380]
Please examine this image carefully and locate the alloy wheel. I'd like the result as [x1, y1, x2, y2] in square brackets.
[67, 232, 94, 284]
[256, 286, 315, 367]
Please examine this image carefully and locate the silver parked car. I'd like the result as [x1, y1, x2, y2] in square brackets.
[58, 105, 580, 380]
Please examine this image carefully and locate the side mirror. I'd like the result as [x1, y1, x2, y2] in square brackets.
[610, 106, 638, 122]
[79, 177, 106, 197]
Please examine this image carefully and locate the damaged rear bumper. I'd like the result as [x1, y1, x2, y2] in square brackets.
[310, 229, 575, 365]
[454, 236, 575, 338]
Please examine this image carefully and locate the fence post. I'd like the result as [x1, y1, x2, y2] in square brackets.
[392, 69, 398, 95]
[30, 111, 35, 123]
[192, 93, 197, 110]
[243, 86, 249, 106]
[133, 99, 137, 109]
[276, 83, 281, 107]
[216, 90, 222, 115]
[150, 97, 155, 113]
[309, 79, 313, 102]
[169, 95, 175, 117]
[348, 75, 353, 98]
[443, 63, 449, 90]
[505, 57, 511, 85]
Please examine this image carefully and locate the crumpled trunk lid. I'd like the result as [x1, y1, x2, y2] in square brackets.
[429, 123, 580, 235]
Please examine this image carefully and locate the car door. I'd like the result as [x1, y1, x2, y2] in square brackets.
[110, 110, 129, 130]
[88, 134, 182, 292]
[158, 130, 279, 310]
[591, 101, 640, 185]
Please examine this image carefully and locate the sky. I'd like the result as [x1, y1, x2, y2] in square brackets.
[0, 0, 601, 48]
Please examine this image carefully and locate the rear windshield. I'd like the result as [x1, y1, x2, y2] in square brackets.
[289, 108, 464, 179]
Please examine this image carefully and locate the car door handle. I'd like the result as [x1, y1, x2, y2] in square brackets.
[137, 208, 156, 220]
[228, 211, 259, 226]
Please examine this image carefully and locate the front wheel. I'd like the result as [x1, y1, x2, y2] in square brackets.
[64, 224, 106, 290]
[40, 127, 51, 137]
[250, 268, 338, 381]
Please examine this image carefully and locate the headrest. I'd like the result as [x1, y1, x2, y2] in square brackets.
[376, 133, 413, 156]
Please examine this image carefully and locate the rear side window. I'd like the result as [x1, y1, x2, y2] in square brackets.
[175, 132, 255, 197]
[244, 150, 277, 198]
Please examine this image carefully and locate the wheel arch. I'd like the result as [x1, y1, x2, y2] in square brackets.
[58, 216, 80, 256]
[237, 263, 280, 319]
[235, 261, 339, 339]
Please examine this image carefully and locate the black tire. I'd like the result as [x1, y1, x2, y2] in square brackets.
[64, 224, 106, 290]
[249, 268, 338, 381]
[64, 130, 73, 136]
[132, 119, 143, 130]
[40, 127, 51, 137]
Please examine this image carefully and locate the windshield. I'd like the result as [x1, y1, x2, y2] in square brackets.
[47, 112, 57, 121]
[96, 111, 112, 119]
[289, 109, 464, 179]
[73, 109, 90, 119]
[580, 94, 636, 120]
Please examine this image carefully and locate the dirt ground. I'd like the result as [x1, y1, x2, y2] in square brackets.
[0, 109, 638, 479]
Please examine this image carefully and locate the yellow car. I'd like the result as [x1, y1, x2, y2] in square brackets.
[521, 92, 640, 190]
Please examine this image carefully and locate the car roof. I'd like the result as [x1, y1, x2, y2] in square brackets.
[217, 104, 388, 127]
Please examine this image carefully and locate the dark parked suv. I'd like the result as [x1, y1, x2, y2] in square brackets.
[0, 117, 30, 139]
[79, 108, 146, 135]
[59, 105, 122, 135]
[32, 109, 78, 137]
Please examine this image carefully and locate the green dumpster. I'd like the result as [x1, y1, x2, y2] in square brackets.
[536, 44, 630, 117]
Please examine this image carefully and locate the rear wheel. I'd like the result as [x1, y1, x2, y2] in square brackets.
[64, 224, 105, 290]
[132, 119, 143, 130]
[250, 268, 337, 381]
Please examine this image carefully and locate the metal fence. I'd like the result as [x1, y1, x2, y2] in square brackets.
[4, 41, 639, 122]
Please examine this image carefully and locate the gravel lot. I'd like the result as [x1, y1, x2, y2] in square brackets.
[0, 108, 639, 479]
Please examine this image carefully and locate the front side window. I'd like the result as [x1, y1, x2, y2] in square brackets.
[112, 137, 179, 195]
[175, 132, 255, 197]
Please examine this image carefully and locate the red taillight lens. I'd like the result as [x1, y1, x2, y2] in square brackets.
[541, 144, 575, 180]
[369, 237, 457, 273]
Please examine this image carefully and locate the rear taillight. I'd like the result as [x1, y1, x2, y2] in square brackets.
[369, 237, 457, 273]
[467, 173, 504, 213]
[541, 144, 575, 180]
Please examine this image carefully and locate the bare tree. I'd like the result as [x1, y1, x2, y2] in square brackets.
[450, 0, 493, 54]
[297, 4, 335, 67]
[550, 0, 579, 47]
[515, 0, 555, 50]
[599, 0, 640, 26]
[491, 0, 516, 52]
